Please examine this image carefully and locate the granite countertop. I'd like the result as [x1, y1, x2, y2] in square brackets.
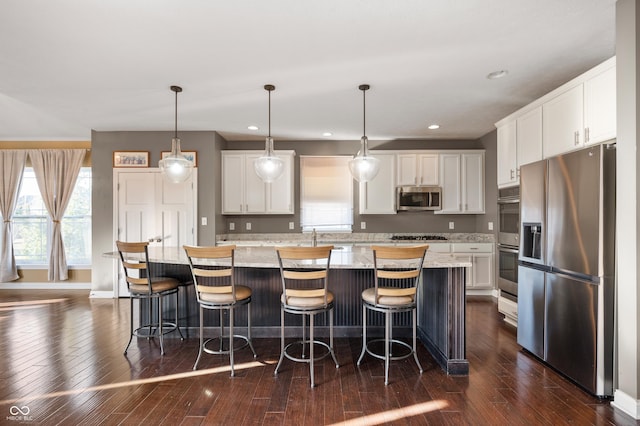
[139, 245, 472, 269]
[216, 232, 495, 246]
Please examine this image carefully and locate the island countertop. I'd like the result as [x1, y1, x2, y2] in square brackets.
[141, 245, 472, 269]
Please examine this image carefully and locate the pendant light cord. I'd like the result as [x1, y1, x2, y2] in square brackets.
[174, 89, 178, 138]
[362, 87, 366, 137]
[170, 85, 182, 139]
[268, 88, 271, 138]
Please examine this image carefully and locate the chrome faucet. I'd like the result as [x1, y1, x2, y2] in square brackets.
[312, 228, 317, 247]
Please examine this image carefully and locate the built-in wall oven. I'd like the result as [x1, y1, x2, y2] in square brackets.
[497, 186, 520, 327]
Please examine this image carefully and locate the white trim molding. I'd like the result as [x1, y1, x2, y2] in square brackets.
[611, 390, 640, 420]
[89, 290, 115, 299]
[0, 282, 91, 290]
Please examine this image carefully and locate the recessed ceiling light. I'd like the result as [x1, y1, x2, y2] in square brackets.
[247, 125, 259, 131]
[487, 70, 508, 80]
[428, 124, 440, 130]
[322, 132, 333, 137]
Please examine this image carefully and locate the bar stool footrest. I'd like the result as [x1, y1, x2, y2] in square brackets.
[133, 322, 180, 338]
[203, 335, 251, 355]
[284, 339, 334, 363]
[363, 338, 415, 362]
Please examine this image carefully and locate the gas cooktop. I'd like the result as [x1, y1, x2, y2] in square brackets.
[391, 235, 448, 241]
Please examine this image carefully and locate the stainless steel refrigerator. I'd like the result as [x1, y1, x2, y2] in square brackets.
[517, 143, 616, 397]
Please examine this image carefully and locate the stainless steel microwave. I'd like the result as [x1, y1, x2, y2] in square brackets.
[396, 186, 442, 211]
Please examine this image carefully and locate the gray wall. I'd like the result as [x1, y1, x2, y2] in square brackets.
[222, 138, 495, 235]
[91, 130, 223, 292]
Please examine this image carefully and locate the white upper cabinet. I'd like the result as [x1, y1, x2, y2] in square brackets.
[543, 84, 584, 158]
[266, 153, 294, 213]
[436, 151, 485, 214]
[496, 106, 543, 188]
[222, 150, 294, 215]
[584, 64, 616, 145]
[497, 57, 615, 170]
[516, 106, 543, 167]
[396, 153, 439, 186]
[360, 152, 396, 214]
[462, 152, 485, 213]
[496, 120, 517, 188]
[542, 57, 616, 158]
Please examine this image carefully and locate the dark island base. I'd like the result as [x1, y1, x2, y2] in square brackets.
[146, 263, 468, 375]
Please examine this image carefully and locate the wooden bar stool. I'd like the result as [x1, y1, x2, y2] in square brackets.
[184, 244, 257, 376]
[274, 245, 339, 387]
[357, 244, 428, 385]
[116, 241, 184, 355]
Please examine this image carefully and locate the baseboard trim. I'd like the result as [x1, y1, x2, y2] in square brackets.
[89, 290, 115, 299]
[0, 282, 92, 290]
[611, 389, 640, 419]
[466, 289, 494, 297]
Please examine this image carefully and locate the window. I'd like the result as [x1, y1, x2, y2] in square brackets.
[12, 168, 92, 266]
[300, 156, 353, 232]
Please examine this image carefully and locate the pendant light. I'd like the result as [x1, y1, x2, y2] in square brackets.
[348, 84, 380, 182]
[159, 85, 193, 184]
[254, 84, 284, 183]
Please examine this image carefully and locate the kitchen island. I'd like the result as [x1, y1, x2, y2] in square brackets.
[142, 245, 471, 375]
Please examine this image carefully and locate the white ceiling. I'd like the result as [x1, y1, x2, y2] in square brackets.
[0, 0, 616, 143]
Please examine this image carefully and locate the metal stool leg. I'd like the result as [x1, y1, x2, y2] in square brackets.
[357, 305, 367, 365]
[412, 308, 423, 373]
[384, 310, 390, 385]
[230, 307, 235, 377]
[329, 307, 339, 368]
[302, 314, 307, 359]
[193, 306, 204, 370]
[274, 307, 285, 375]
[247, 302, 257, 358]
[124, 296, 134, 355]
[309, 313, 314, 388]
[175, 291, 185, 340]
[159, 296, 165, 355]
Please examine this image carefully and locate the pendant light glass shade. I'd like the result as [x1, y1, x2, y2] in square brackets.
[254, 84, 284, 183]
[348, 135, 380, 182]
[254, 136, 284, 182]
[348, 84, 380, 183]
[159, 85, 193, 184]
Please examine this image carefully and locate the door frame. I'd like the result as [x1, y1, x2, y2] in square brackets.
[112, 168, 198, 297]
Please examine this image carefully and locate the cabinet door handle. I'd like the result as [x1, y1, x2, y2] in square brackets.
[585, 127, 590, 144]
[510, 169, 514, 180]
[574, 131, 580, 146]
[516, 168, 520, 178]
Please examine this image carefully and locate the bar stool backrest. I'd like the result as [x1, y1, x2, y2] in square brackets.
[276, 246, 334, 307]
[371, 245, 429, 304]
[116, 241, 152, 293]
[183, 245, 237, 304]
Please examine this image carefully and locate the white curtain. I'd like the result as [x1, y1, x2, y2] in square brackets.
[28, 149, 85, 281]
[0, 150, 27, 282]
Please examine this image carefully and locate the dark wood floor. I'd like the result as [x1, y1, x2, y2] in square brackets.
[0, 290, 637, 425]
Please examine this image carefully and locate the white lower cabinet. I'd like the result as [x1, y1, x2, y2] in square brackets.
[222, 150, 294, 215]
[451, 243, 494, 290]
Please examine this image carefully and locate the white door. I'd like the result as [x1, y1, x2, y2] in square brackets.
[114, 168, 197, 297]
